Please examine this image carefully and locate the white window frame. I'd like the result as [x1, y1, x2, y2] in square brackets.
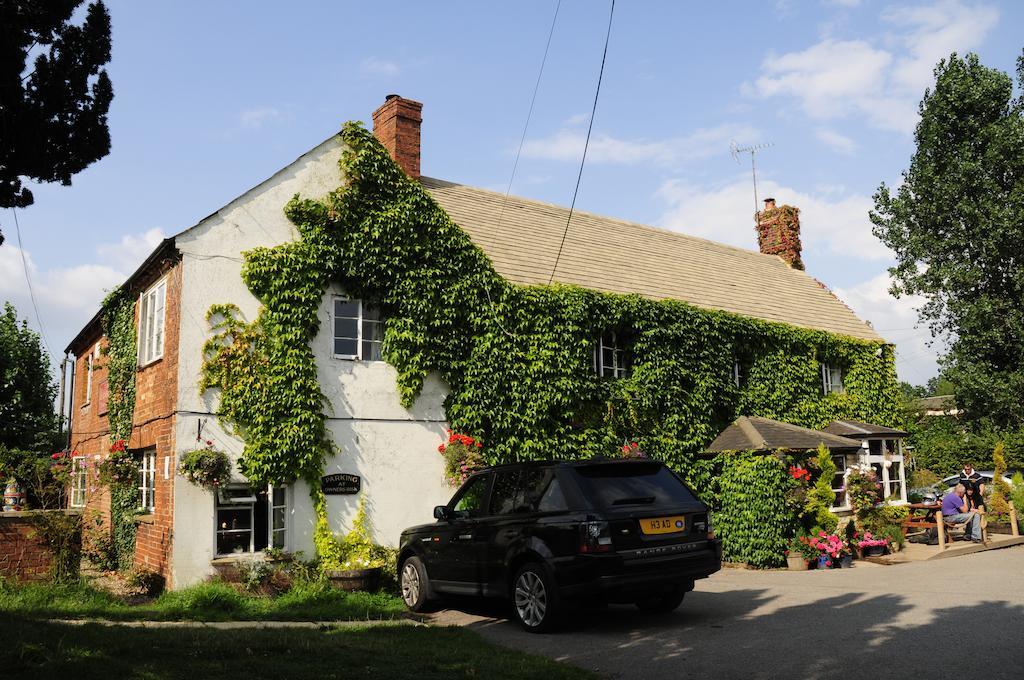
[594, 332, 629, 379]
[830, 453, 851, 511]
[214, 484, 288, 557]
[331, 296, 385, 362]
[860, 438, 909, 505]
[821, 362, 845, 395]
[84, 354, 94, 405]
[137, 277, 167, 367]
[70, 456, 88, 508]
[139, 449, 156, 512]
[733, 361, 743, 388]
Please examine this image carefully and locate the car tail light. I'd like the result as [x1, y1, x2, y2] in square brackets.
[579, 521, 613, 553]
[694, 513, 715, 540]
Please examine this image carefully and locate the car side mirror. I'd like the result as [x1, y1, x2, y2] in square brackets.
[433, 505, 451, 522]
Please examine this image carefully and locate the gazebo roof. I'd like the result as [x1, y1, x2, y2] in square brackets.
[822, 420, 908, 438]
[705, 416, 864, 454]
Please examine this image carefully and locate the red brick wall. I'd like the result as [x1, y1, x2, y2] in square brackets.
[0, 513, 64, 582]
[69, 257, 181, 587]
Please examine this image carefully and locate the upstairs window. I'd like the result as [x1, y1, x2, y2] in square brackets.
[138, 278, 167, 366]
[732, 361, 743, 388]
[332, 298, 385, 361]
[594, 332, 630, 379]
[84, 353, 94, 405]
[821, 363, 845, 395]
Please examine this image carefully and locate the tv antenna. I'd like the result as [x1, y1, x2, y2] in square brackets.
[730, 140, 774, 222]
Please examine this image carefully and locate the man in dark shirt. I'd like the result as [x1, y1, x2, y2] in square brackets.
[958, 463, 986, 511]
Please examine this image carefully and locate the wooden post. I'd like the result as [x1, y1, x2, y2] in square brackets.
[936, 514, 946, 550]
[1011, 500, 1020, 538]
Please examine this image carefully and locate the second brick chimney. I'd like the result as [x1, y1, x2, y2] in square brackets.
[756, 197, 804, 270]
[372, 94, 423, 179]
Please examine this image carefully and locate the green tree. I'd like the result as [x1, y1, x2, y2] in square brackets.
[0, 301, 58, 451]
[0, 0, 113, 244]
[871, 52, 1024, 429]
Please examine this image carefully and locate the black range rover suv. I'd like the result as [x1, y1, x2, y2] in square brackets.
[397, 459, 722, 632]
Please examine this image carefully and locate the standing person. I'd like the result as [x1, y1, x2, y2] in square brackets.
[959, 462, 986, 511]
[941, 483, 982, 543]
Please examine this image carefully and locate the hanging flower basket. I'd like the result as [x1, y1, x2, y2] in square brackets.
[178, 441, 231, 490]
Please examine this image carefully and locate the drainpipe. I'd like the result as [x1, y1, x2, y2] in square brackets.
[66, 356, 76, 450]
[57, 352, 69, 444]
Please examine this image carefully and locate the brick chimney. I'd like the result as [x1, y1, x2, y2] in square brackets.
[372, 94, 423, 179]
[756, 197, 804, 270]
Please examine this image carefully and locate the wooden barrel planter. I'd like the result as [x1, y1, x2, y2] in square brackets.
[326, 567, 382, 592]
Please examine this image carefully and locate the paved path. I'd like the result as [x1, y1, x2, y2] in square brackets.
[49, 618, 422, 629]
[433, 547, 1024, 679]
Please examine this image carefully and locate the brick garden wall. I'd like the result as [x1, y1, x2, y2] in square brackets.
[0, 512, 70, 582]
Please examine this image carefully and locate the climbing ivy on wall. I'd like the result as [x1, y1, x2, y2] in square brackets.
[200, 121, 902, 556]
[100, 288, 139, 570]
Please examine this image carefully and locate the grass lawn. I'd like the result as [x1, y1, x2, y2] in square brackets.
[3, 618, 597, 680]
[0, 578, 407, 622]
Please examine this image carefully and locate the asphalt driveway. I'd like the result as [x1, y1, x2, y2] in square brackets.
[432, 547, 1024, 679]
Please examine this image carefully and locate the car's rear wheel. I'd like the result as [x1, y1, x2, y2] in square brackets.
[400, 556, 433, 612]
[512, 562, 561, 633]
[635, 589, 686, 613]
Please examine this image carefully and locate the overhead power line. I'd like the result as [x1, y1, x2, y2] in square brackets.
[548, 0, 616, 285]
[11, 208, 53, 357]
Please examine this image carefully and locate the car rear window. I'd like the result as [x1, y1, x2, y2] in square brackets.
[571, 462, 697, 508]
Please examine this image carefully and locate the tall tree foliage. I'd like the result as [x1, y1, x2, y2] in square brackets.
[872, 52, 1024, 428]
[0, 0, 113, 244]
[0, 302, 58, 451]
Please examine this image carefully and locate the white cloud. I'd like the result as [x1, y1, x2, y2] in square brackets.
[655, 175, 892, 260]
[521, 123, 759, 166]
[748, 0, 999, 133]
[0, 228, 166, 362]
[238, 107, 282, 130]
[815, 127, 858, 154]
[360, 57, 400, 77]
[833, 272, 945, 382]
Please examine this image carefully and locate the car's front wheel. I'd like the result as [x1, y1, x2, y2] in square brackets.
[635, 589, 686, 613]
[400, 556, 433, 612]
[511, 562, 562, 633]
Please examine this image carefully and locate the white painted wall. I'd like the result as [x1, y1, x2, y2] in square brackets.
[171, 135, 451, 588]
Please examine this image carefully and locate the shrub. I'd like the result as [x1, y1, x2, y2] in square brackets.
[81, 511, 117, 571]
[124, 566, 166, 597]
[177, 441, 231, 490]
[714, 451, 796, 568]
[805, 444, 838, 534]
[28, 511, 82, 582]
[990, 442, 1012, 517]
[909, 468, 940, 489]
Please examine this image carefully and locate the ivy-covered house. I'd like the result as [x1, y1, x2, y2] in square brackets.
[64, 95, 900, 587]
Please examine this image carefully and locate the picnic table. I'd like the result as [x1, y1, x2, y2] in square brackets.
[902, 501, 987, 548]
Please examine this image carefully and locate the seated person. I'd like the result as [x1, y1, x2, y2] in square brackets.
[964, 482, 985, 512]
[941, 483, 982, 543]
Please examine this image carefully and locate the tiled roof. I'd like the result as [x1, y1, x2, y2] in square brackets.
[422, 177, 882, 341]
[705, 416, 864, 453]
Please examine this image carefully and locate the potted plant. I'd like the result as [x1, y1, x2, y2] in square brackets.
[178, 440, 232, 490]
[853, 532, 889, 558]
[323, 497, 386, 591]
[785, 535, 815, 570]
[807, 532, 851, 568]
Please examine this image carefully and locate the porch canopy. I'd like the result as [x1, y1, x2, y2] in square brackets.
[705, 416, 863, 454]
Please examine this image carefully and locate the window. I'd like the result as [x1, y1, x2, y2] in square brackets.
[594, 332, 629, 378]
[70, 456, 87, 508]
[451, 474, 489, 518]
[332, 297, 385, 361]
[732, 361, 743, 388]
[831, 455, 848, 508]
[84, 354, 94, 404]
[215, 485, 287, 556]
[821, 363, 844, 395]
[571, 462, 697, 509]
[139, 449, 156, 511]
[138, 278, 167, 365]
[271, 486, 287, 550]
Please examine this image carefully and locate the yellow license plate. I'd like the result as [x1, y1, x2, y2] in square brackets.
[640, 516, 686, 535]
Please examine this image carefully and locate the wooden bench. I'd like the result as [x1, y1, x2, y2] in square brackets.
[901, 502, 988, 549]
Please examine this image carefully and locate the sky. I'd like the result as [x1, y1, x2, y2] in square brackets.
[2, 0, 1022, 387]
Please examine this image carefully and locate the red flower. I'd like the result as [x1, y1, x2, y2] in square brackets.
[475, 441, 482, 449]
[51, 452, 62, 460]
